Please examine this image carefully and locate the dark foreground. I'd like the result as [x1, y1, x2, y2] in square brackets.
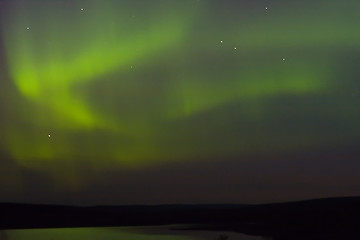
[1, 197, 360, 240]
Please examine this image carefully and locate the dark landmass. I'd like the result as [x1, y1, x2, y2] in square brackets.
[1, 197, 360, 239]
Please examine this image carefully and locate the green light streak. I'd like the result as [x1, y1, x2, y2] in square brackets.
[3, 0, 194, 129]
[1, 0, 360, 186]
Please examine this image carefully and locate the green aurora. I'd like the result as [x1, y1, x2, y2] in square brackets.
[1, 0, 360, 186]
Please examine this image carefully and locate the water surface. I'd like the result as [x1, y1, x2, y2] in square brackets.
[1, 226, 262, 240]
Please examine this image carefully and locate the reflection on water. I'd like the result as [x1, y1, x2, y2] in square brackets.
[0, 226, 262, 240]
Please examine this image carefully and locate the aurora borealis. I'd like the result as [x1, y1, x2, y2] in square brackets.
[1, 0, 360, 204]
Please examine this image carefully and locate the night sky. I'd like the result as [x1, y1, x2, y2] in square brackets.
[1, 0, 360, 205]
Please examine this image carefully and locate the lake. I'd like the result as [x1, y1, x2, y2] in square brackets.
[0, 226, 262, 240]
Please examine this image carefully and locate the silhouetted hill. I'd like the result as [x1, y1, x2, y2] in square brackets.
[1, 197, 360, 239]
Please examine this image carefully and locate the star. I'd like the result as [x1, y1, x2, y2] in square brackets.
[26, 27, 30, 30]
[81, 8, 84, 11]
[220, 40, 223, 44]
[282, 58, 286, 61]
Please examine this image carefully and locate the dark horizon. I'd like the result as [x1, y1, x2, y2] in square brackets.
[2, 196, 360, 240]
